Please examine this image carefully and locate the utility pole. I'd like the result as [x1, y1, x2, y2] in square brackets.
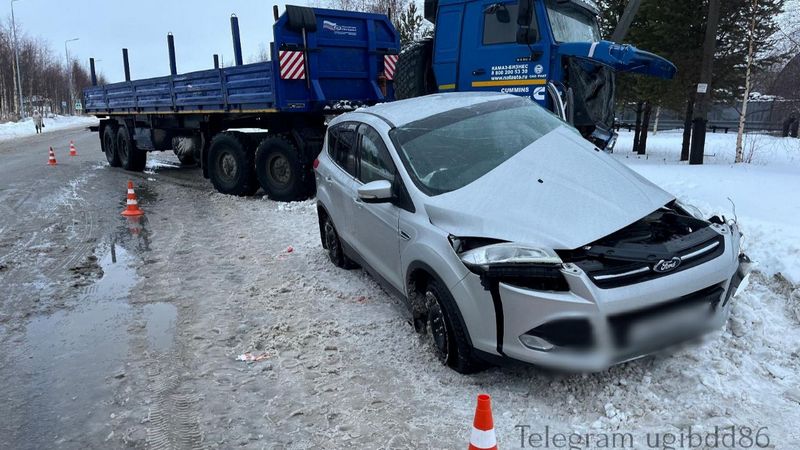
[65, 38, 79, 115]
[611, 0, 642, 42]
[689, 0, 721, 165]
[11, 0, 24, 119]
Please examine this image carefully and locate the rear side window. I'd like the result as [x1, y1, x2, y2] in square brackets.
[483, 3, 525, 45]
[327, 122, 358, 176]
[357, 125, 395, 184]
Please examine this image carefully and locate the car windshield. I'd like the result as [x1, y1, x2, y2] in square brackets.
[389, 97, 565, 196]
[545, 0, 600, 43]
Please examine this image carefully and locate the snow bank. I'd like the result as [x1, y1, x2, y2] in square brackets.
[614, 130, 800, 284]
[0, 115, 99, 141]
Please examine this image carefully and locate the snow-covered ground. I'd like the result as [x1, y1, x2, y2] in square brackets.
[0, 115, 98, 141]
[614, 129, 800, 284]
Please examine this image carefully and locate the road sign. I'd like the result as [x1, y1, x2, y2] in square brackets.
[697, 83, 708, 94]
[61, 101, 67, 108]
[74, 101, 83, 111]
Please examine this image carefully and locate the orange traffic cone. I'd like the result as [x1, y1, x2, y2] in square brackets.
[121, 180, 144, 217]
[468, 394, 498, 450]
[47, 147, 57, 165]
[69, 141, 77, 156]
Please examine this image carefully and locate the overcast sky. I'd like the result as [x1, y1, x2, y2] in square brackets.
[5, 0, 296, 82]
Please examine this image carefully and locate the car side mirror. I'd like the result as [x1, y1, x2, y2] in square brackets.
[357, 180, 393, 203]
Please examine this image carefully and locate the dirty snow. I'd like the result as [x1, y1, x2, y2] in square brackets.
[0, 115, 98, 141]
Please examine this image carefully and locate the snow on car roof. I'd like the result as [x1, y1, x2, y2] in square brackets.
[360, 92, 514, 127]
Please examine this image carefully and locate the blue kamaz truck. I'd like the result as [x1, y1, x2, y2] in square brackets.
[84, 1, 675, 199]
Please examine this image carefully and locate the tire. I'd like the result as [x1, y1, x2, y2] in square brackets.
[208, 132, 259, 196]
[117, 126, 146, 172]
[254, 135, 309, 201]
[172, 136, 197, 165]
[322, 215, 357, 269]
[395, 39, 436, 100]
[424, 278, 485, 374]
[103, 126, 120, 167]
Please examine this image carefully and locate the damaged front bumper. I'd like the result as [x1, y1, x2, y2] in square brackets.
[453, 224, 752, 372]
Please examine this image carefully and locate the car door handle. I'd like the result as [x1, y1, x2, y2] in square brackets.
[472, 68, 486, 76]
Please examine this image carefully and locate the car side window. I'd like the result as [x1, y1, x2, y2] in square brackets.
[483, 3, 528, 45]
[357, 125, 395, 184]
[327, 122, 358, 177]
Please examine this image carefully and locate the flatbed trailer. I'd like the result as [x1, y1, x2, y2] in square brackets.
[84, 6, 399, 199]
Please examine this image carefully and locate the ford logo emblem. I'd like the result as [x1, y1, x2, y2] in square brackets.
[653, 257, 682, 273]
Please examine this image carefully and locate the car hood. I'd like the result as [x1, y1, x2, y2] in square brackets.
[423, 126, 674, 250]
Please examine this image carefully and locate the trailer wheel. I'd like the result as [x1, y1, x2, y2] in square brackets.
[208, 132, 259, 196]
[117, 127, 147, 172]
[255, 135, 308, 201]
[395, 39, 436, 100]
[103, 126, 120, 167]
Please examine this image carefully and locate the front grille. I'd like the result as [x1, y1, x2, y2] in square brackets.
[577, 234, 725, 289]
[608, 284, 725, 348]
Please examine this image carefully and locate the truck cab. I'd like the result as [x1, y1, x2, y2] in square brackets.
[397, 0, 676, 149]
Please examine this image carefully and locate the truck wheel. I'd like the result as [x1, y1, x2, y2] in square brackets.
[255, 135, 308, 201]
[424, 278, 485, 374]
[117, 127, 146, 172]
[395, 39, 436, 100]
[103, 126, 120, 167]
[208, 132, 259, 196]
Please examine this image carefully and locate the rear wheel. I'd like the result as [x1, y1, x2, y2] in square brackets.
[394, 39, 436, 100]
[103, 126, 120, 167]
[208, 132, 259, 196]
[254, 135, 308, 201]
[117, 126, 146, 172]
[424, 278, 485, 374]
[322, 215, 357, 269]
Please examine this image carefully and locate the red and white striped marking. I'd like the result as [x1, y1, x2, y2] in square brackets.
[279, 50, 306, 80]
[384, 54, 399, 80]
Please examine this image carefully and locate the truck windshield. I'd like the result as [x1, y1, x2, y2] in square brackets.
[389, 97, 565, 196]
[545, 0, 600, 43]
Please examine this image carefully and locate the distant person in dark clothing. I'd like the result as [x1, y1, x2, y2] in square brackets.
[783, 114, 798, 138]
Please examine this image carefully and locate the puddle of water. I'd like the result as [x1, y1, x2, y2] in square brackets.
[0, 244, 138, 447]
[143, 302, 177, 353]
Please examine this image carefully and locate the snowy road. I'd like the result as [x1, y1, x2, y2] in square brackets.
[0, 127, 799, 449]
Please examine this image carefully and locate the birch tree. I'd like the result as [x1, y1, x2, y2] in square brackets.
[735, 0, 759, 163]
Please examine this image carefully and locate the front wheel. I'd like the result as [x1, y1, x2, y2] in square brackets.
[424, 279, 485, 374]
[208, 132, 259, 196]
[254, 136, 309, 201]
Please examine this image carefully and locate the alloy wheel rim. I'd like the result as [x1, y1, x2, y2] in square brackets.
[426, 291, 449, 360]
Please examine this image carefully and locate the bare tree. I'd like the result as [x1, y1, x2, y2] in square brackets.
[736, 0, 759, 163]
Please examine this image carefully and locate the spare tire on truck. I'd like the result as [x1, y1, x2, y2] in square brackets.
[394, 39, 436, 100]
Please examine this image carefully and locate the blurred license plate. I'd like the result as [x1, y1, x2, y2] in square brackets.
[628, 301, 713, 344]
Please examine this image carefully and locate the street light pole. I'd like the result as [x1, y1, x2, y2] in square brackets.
[65, 37, 79, 115]
[11, 0, 24, 119]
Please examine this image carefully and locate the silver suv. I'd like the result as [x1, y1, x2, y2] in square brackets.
[314, 92, 751, 373]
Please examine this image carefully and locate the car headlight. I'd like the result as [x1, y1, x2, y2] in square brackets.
[459, 243, 562, 267]
[456, 243, 568, 292]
